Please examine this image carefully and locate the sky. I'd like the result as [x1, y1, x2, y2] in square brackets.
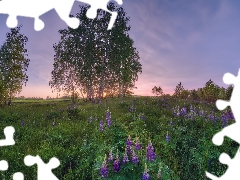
[1, 0, 240, 99]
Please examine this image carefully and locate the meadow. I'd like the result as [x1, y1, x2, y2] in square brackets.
[0, 96, 238, 180]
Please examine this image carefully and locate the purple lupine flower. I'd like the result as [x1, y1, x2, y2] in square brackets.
[130, 106, 134, 112]
[100, 120, 104, 132]
[106, 108, 110, 121]
[135, 137, 141, 150]
[126, 135, 132, 146]
[21, 120, 25, 126]
[221, 114, 227, 128]
[173, 110, 177, 116]
[142, 163, 150, 180]
[122, 148, 129, 164]
[181, 107, 187, 115]
[107, 118, 112, 127]
[190, 105, 194, 113]
[108, 150, 114, 162]
[132, 150, 139, 164]
[127, 145, 132, 155]
[90, 116, 92, 123]
[146, 140, 157, 162]
[107, 112, 112, 127]
[100, 155, 108, 178]
[176, 109, 180, 116]
[142, 114, 146, 120]
[170, 120, 173, 126]
[126, 135, 133, 155]
[198, 108, 203, 116]
[113, 154, 120, 172]
[166, 132, 170, 142]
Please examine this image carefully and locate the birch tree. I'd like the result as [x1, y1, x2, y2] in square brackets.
[0, 26, 30, 105]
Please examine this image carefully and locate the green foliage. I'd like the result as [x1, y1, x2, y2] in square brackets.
[173, 82, 184, 98]
[0, 96, 234, 179]
[152, 86, 164, 96]
[179, 89, 189, 99]
[49, 3, 142, 102]
[0, 25, 30, 105]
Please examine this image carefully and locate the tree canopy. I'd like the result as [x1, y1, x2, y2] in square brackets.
[49, 3, 142, 103]
[0, 26, 30, 105]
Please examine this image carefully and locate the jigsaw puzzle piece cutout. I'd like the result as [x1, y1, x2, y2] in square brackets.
[0, 0, 79, 31]
[77, 0, 122, 30]
[54, 0, 80, 29]
[216, 100, 230, 111]
[0, 160, 8, 171]
[24, 155, 60, 180]
[13, 172, 24, 180]
[206, 148, 240, 180]
[212, 123, 240, 146]
[218, 69, 240, 121]
[0, 126, 15, 146]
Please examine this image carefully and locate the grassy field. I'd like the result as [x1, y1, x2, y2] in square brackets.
[0, 96, 238, 179]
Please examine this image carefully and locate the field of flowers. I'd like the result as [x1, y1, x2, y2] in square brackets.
[0, 96, 238, 179]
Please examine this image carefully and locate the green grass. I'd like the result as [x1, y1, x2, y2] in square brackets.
[0, 96, 238, 179]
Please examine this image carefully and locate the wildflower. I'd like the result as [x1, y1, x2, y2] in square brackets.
[108, 149, 114, 162]
[126, 135, 132, 146]
[21, 120, 24, 126]
[106, 112, 112, 127]
[221, 114, 227, 128]
[130, 105, 134, 112]
[132, 150, 139, 164]
[100, 155, 108, 178]
[142, 163, 150, 180]
[146, 140, 157, 162]
[181, 107, 187, 115]
[52, 122, 56, 127]
[176, 108, 180, 116]
[106, 108, 110, 120]
[135, 137, 141, 150]
[142, 114, 146, 120]
[170, 120, 173, 126]
[122, 148, 129, 164]
[90, 116, 92, 123]
[126, 135, 133, 155]
[100, 120, 104, 132]
[166, 132, 170, 142]
[113, 151, 120, 172]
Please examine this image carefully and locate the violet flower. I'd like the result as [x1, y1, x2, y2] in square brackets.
[100, 155, 108, 178]
[132, 150, 139, 164]
[21, 120, 24, 126]
[146, 140, 157, 162]
[122, 148, 129, 164]
[142, 163, 150, 180]
[135, 139, 141, 150]
[166, 132, 170, 142]
[100, 120, 104, 132]
[113, 152, 120, 172]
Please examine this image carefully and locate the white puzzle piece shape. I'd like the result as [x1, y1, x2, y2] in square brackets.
[206, 69, 240, 179]
[24, 155, 60, 180]
[13, 172, 24, 180]
[0, 126, 15, 146]
[0, 0, 123, 31]
[0, 160, 8, 171]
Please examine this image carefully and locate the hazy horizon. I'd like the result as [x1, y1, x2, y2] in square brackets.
[1, 0, 240, 99]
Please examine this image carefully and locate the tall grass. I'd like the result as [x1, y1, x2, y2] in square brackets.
[0, 96, 237, 179]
